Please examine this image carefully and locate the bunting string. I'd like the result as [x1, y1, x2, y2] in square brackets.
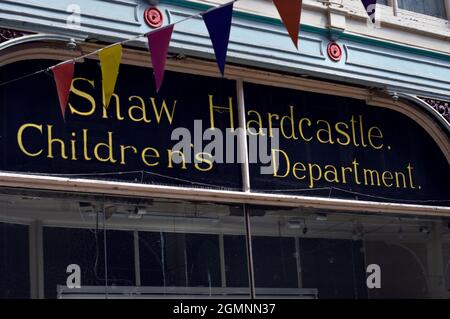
[0, 0, 307, 87]
[0, 0, 240, 87]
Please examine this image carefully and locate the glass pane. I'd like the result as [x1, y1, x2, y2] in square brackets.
[377, 0, 388, 5]
[398, 0, 447, 18]
[131, 200, 249, 297]
[299, 238, 367, 298]
[43, 227, 135, 298]
[248, 205, 450, 299]
[139, 232, 222, 288]
[224, 235, 249, 288]
[0, 222, 30, 298]
[252, 236, 298, 288]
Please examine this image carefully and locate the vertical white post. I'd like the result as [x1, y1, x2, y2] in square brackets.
[387, 0, 398, 16]
[236, 79, 251, 193]
[445, 0, 450, 20]
[236, 79, 256, 299]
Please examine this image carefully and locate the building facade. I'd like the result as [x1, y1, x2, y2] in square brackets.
[0, 0, 449, 299]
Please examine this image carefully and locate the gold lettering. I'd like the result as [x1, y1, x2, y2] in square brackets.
[292, 162, 306, 180]
[308, 163, 322, 188]
[324, 165, 339, 183]
[268, 113, 280, 138]
[364, 169, 381, 186]
[141, 147, 160, 167]
[47, 125, 68, 159]
[167, 150, 187, 169]
[395, 172, 407, 188]
[335, 122, 351, 146]
[316, 120, 334, 144]
[128, 96, 151, 123]
[150, 97, 177, 125]
[406, 163, 416, 189]
[102, 94, 124, 120]
[93, 132, 116, 163]
[68, 78, 96, 116]
[272, 149, 290, 178]
[247, 110, 266, 136]
[208, 95, 234, 130]
[298, 118, 313, 142]
[195, 152, 214, 172]
[368, 126, 384, 150]
[280, 106, 298, 140]
[17, 123, 43, 157]
[382, 171, 394, 187]
[119, 145, 138, 165]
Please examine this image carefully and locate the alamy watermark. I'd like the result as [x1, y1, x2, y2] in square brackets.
[170, 120, 280, 175]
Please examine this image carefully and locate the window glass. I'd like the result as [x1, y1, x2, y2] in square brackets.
[0, 222, 30, 298]
[398, 0, 447, 18]
[132, 201, 250, 298]
[252, 236, 298, 289]
[43, 227, 135, 298]
[139, 232, 222, 288]
[248, 205, 450, 299]
[223, 235, 249, 288]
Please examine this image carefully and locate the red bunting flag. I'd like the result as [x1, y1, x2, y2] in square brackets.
[147, 24, 174, 92]
[52, 61, 74, 120]
[272, 0, 302, 49]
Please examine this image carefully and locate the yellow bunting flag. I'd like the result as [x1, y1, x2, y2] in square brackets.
[98, 44, 122, 108]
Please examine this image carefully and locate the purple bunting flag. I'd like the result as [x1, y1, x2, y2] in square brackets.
[202, 2, 234, 76]
[147, 24, 174, 92]
[361, 0, 377, 23]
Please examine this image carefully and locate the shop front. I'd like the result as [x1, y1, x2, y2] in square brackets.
[0, 50, 449, 299]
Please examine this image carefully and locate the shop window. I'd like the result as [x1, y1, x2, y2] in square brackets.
[43, 227, 135, 298]
[398, 0, 447, 18]
[0, 222, 30, 298]
[139, 232, 222, 288]
[247, 205, 450, 299]
[252, 236, 298, 289]
[223, 235, 249, 288]
[299, 238, 367, 299]
[364, 241, 428, 298]
[135, 202, 249, 297]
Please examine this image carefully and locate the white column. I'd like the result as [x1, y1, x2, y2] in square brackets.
[445, 0, 450, 20]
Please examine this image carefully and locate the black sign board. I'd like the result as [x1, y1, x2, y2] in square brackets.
[0, 60, 241, 190]
[1, 59, 449, 205]
[245, 82, 450, 204]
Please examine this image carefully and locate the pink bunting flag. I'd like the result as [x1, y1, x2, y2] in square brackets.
[147, 24, 174, 92]
[52, 61, 74, 120]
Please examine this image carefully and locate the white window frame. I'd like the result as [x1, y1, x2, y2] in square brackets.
[386, 0, 450, 19]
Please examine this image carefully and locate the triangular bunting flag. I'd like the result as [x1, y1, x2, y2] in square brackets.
[52, 61, 74, 120]
[202, 2, 234, 76]
[99, 44, 122, 108]
[147, 24, 174, 92]
[361, 0, 377, 23]
[272, 0, 302, 49]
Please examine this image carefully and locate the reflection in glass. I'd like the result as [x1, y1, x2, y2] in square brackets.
[43, 227, 135, 298]
[398, 0, 447, 18]
[0, 222, 30, 298]
[248, 205, 450, 299]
